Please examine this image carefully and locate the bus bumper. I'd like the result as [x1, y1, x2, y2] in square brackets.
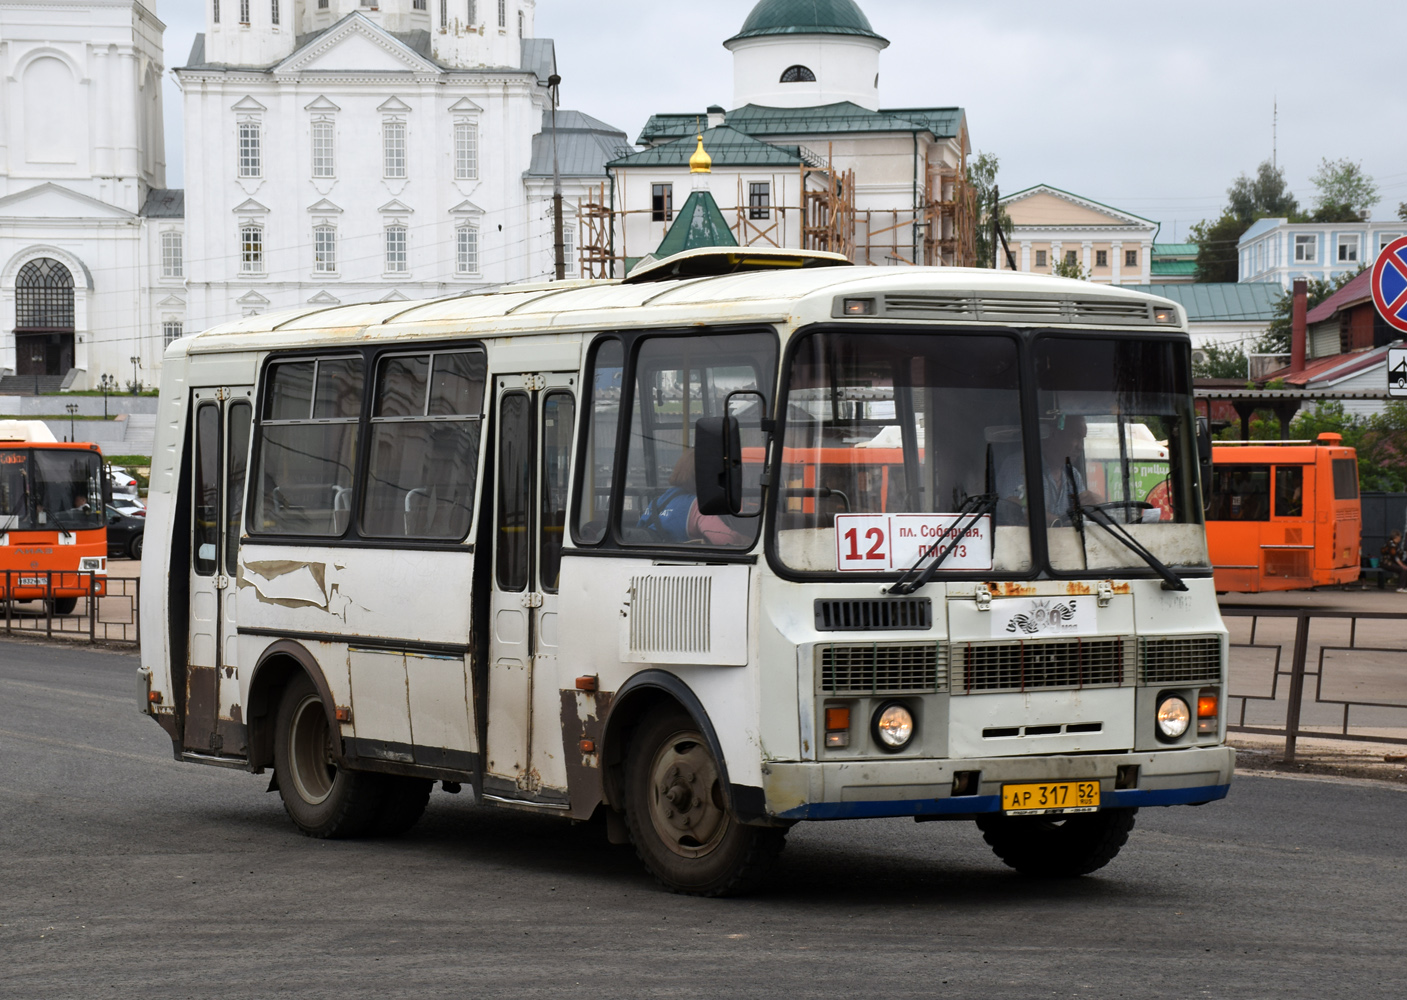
[762, 745, 1234, 821]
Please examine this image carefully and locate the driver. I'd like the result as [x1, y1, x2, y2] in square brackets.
[997, 414, 1103, 525]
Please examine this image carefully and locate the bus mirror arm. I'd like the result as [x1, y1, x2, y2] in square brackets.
[1195, 417, 1213, 510]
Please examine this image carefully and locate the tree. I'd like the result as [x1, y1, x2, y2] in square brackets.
[1192, 342, 1250, 380]
[969, 151, 1014, 269]
[1227, 160, 1299, 221]
[1256, 268, 1361, 355]
[1052, 248, 1088, 280]
[1288, 401, 1407, 492]
[1191, 160, 1302, 283]
[1398, 201, 1407, 222]
[1309, 157, 1379, 222]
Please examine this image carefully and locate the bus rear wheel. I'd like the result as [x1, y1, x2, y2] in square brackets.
[273, 673, 385, 839]
[976, 808, 1136, 877]
[50, 597, 78, 615]
[624, 709, 785, 897]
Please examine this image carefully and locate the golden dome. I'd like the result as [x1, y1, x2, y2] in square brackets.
[689, 134, 713, 174]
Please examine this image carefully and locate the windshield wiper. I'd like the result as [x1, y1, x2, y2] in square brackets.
[887, 446, 997, 596]
[1064, 458, 1187, 592]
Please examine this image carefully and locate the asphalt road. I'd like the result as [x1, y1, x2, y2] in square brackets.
[1, 639, 1404, 999]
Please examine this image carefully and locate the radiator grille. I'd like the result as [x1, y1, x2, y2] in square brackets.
[1138, 635, 1222, 685]
[879, 294, 1156, 326]
[819, 642, 946, 694]
[814, 598, 932, 631]
[628, 574, 711, 655]
[954, 638, 1130, 694]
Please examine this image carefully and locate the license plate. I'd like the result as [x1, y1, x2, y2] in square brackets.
[18, 576, 43, 587]
[1002, 781, 1100, 815]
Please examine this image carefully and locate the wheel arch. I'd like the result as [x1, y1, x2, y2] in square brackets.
[601, 669, 746, 818]
[246, 639, 340, 772]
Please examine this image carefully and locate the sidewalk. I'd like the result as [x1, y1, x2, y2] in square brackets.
[1232, 732, 1407, 786]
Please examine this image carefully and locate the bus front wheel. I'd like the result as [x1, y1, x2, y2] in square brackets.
[623, 709, 785, 897]
[50, 597, 78, 615]
[273, 673, 385, 839]
[976, 808, 1136, 877]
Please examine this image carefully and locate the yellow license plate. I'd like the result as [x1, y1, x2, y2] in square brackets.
[1001, 781, 1100, 815]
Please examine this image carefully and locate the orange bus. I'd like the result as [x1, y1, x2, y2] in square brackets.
[1, 424, 108, 614]
[1204, 433, 1360, 593]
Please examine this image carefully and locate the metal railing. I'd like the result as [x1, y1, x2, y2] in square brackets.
[1222, 606, 1407, 761]
[1, 570, 140, 645]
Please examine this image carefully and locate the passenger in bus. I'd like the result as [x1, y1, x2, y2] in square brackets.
[996, 414, 1103, 524]
[1381, 530, 1407, 592]
[638, 450, 750, 547]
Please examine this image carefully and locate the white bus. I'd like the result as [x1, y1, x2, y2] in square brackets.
[139, 250, 1232, 895]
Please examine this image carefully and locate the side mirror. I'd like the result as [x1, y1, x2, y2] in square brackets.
[695, 415, 743, 515]
[1196, 416, 1213, 510]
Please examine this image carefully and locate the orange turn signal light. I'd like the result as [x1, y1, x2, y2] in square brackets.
[1197, 693, 1218, 718]
[575, 675, 598, 692]
[825, 707, 851, 732]
[579, 739, 597, 753]
[148, 691, 162, 704]
[334, 706, 352, 723]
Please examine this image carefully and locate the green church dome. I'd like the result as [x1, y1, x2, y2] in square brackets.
[727, 0, 888, 44]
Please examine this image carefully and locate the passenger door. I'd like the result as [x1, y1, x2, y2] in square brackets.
[185, 387, 254, 755]
[484, 373, 576, 800]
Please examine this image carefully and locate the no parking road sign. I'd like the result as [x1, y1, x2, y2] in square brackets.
[1372, 234, 1407, 336]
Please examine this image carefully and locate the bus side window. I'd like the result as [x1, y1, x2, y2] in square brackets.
[1210, 464, 1270, 522]
[574, 338, 622, 545]
[1274, 466, 1303, 518]
[194, 403, 220, 575]
[1332, 458, 1359, 500]
[252, 357, 363, 537]
[360, 350, 485, 540]
[540, 390, 575, 592]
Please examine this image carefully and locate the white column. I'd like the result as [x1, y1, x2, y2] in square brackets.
[1111, 241, 1123, 284]
[1020, 240, 1030, 272]
[1141, 241, 1152, 282]
[1051, 241, 1063, 270]
[1081, 240, 1092, 274]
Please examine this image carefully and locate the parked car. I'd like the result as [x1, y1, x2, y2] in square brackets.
[109, 497, 145, 517]
[108, 466, 139, 496]
[106, 509, 145, 559]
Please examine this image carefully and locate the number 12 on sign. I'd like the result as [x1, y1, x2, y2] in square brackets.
[835, 513, 993, 572]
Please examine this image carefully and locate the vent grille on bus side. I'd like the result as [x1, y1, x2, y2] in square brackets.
[1138, 635, 1223, 685]
[881, 294, 1155, 326]
[953, 638, 1131, 694]
[814, 598, 932, 631]
[628, 574, 711, 655]
[818, 643, 946, 694]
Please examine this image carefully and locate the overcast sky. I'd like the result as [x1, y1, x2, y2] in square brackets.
[156, 0, 1407, 241]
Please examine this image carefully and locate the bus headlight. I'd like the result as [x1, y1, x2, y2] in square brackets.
[1156, 695, 1191, 740]
[872, 702, 914, 751]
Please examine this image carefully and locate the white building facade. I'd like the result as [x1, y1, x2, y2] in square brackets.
[1238, 216, 1406, 289]
[998, 185, 1157, 286]
[178, 0, 616, 331]
[0, 0, 181, 390]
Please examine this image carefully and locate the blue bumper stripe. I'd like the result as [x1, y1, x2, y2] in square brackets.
[778, 783, 1229, 821]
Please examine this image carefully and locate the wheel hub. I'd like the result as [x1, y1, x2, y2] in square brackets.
[647, 733, 728, 859]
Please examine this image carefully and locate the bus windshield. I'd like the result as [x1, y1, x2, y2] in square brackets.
[1034, 336, 1206, 572]
[0, 449, 104, 532]
[774, 330, 1033, 574]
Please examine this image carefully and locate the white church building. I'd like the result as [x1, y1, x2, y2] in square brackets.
[0, 0, 181, 392]
[1, 0, 629, 393]
[178, 0, 624, 331]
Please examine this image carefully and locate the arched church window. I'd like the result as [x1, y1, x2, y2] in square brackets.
[780, 65, 816, 83]
[15, 259, 75, 331]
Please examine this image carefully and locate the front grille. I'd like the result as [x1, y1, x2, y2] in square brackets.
[819, 642, 946, 693]
[954, 638, 1130, 694]
[1138, 635, 1222, 685]
[814, 598, 932, 631]
[876, 294, 1156, 326]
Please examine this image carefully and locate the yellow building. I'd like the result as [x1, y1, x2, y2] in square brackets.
[998, 184, 1157, 285]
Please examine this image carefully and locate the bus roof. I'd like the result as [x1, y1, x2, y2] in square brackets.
[173, 267, 1188, 357]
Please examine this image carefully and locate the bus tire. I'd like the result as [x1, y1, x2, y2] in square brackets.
[624, 709, 785, 897]
[273, 673, 385, 839]
[373, 778, 433, 837]
[976, 807, 1136, 877]
[51, 597, 78, 615]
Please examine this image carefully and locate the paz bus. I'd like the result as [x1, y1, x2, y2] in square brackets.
[1, 420, 108, 614]
[1205, 434, 1361, 593]
[138, 250, 1232, 895]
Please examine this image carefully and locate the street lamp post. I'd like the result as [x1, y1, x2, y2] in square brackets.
[548, 72, 565, 282]
[66, 403, 78, 443]
[129, 356, 141, 395]
[98, 373, 117, 419]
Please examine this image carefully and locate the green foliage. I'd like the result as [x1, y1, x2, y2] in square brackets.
[1256, 269, 1360, 355]
[1309, 157, 1379, 222]
[970, 151, 1015, 269]
[1228, 160, 1300, 221]
[1290, 402, 1407, 492]
[1192, 342, 1250, 380]
[1051, 249, 1088, 280]
[1399, 201, 1407, 222]
[1190, 210, 1249, 283]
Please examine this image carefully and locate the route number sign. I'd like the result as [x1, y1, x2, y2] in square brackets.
[1371, 235, 1407, 336]
[835, 513, 993, 572]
